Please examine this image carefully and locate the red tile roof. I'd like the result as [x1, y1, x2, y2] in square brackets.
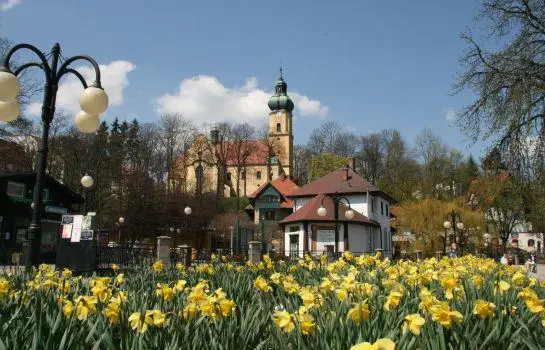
[248, 176, 299, 199]
[280, 194, 378, 226]
[288, 167, 395, 202]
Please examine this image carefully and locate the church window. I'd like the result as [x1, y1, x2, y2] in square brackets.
[276, 123, 281, 132]
[256, 171, 262, 180]
[226, 172, 232, 182]
[241, 171, 246, 180]
[195, 165, 204, 195]
[270, 171, 274, 179]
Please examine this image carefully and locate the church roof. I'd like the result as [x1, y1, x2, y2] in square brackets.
[280, 193, 378, 226]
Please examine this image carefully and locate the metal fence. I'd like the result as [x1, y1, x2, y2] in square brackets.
[95, 244, 156, 270]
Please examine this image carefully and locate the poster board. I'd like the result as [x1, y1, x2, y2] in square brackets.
[70, 215, 84, 242]
[61, 215, 74, 239]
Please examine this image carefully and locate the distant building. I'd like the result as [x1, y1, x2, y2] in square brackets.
[172, 70, 294, 197]
[0, 173, 83, 264]
[280, 167, 395, 257]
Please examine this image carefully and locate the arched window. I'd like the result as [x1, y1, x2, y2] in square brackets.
[256, 171, 262, 180]
[226, 172, 232, 182]
[241, 171, 246, 180]
[276, 123, 281, 132]
[528, 239, 535, 247]
[195, 165, 204, 195]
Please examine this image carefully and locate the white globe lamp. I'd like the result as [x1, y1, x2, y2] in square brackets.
[79, 86, 108, 115]
[184, 206, 192, 215]
[456, 222, 464, 230]
[0, 71, 20, 101]
[345, 209, 355, 220]
[118, 217, 125, 224]
[317, 206, 327, 217]
[74, 110, 99, 133]
[81, 174, 94, 188]
[443, 221, 451, 229]
[0, 99, 20, 122]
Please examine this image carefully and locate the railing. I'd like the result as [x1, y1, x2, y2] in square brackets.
[0, 247, 25, 274]
[95, 244, 155, 270]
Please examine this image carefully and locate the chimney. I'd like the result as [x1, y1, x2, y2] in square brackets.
[341, 166, 349, 181]
[349, 157, 356, 171]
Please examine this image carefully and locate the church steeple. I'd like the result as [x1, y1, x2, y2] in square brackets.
[268, 68, 294, 112]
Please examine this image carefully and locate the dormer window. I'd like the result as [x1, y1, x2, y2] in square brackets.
[276, 123, 281, 132]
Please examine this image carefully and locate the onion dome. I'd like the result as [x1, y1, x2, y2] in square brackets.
[268, 68, 294, 112]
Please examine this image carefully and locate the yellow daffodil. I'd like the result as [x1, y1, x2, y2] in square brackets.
[104, 300, 121, 324]
[74, 296, 98, 321]
[116, 274, 123, 284]
[128, 312, 153, 333]
[350, 338, 395, 350]
[348, 302, 371, 323]
[525, 297, 545, 314]
[254, 276, 271, 292]
[430, 302, 463, 328]
[273, 310, 295, 333]
[473, 300, 496, 319]
[175, 279, 187, 292]
[62, 300, 74, 317]
[495, 280, 510, 295]
[297, 307, 315, 335]
[111, 264, 119, 272]
[0, 279, 9, 297]
[152, 260, 163, 272]
[156, 283, 175, 301]
[403, 313, 425, 335]
[384, 291, 403, 311]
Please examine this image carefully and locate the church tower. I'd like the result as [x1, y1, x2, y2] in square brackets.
[267, 68, 294, 176]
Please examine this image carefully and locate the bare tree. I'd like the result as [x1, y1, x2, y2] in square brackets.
[231, 123, 256, 208]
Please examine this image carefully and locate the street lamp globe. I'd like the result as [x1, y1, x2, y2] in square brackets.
[81, 174, 94, 188]
[443, 221, 451, 229]
[345, 209, 355, 220]
[483, 233, 491, 241]
[456, 222, 464, 230]
[0, 71, 20, 100]
[118, 217, 125, 224]
[74, 110, 99, 133]
[317, 206, 327, 217]
[176, 228, 181, 234]
[79, 86, 109, 115]
[184, 206, 192, 215]
[0, 99, 20, 122]
[170, 227, 175, 233]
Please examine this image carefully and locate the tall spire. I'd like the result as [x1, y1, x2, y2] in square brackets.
[279, 66, 283, 80]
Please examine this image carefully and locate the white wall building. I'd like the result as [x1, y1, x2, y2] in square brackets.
[280, 167, 394, 258]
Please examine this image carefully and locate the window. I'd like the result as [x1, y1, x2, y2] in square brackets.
[276, 123, 281, 132]
[261, 211, 275, 220]
[290, 226, 299, 232]
[43, 189, 49, 202]
[7, 182, 25, 197]
[528, 239, 535, 247]
[256, 171, 262, 180]
[226, 172, 231, 182]
[260, 195, 279, 203]
[371, 199, 374, 213]
[195, 165, 204, 195]
[270, 171, 274, 179]
[381, 201, 384, 215]
[241, 171, 246, 180]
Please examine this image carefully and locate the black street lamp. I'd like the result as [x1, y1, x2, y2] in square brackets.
[316, 193, 355, 253]
[0, 43, 108, 267]
[442, 210, 464, 255]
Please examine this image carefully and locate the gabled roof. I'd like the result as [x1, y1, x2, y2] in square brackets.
[288, 167, 395, 203]
[249, 176, 299, 199]
[0, 172, 83, 203]
[249, 176, 299, 209]
[280, 194, 379, 226]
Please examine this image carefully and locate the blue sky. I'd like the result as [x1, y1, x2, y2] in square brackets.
[2, 0, 490, 157]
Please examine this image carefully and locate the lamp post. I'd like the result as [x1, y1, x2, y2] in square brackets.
[316, 193, 355, 253]
[117, 217, 124, 245]
[443, 210, 463, 255]
[0, 43, 108, 267]
[228, 225, 234, 256]
[81, 174, 93, 214]
[483, 232, 491, 258]
[174, 205, 192, 248]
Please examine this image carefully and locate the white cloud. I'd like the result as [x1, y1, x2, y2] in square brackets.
[25, 60, 135, 116]
[0, 0, 21, 12]
[155, 75, 328, 125]
[444, 107, 456, 121]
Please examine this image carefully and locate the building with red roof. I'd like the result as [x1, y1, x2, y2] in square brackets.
[280, 166, 395, 257]
[171, 70, 295, 198]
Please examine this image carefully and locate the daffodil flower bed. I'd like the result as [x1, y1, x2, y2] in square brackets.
[0, 253, 544, 349]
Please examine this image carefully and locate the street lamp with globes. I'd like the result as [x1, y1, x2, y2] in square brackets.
[0, 43, 108, 267]
[316, 194, 355, 253]
[117, 217, 125, 245]
[443, 210, 463, 255]
[81, 174, 93, 214]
